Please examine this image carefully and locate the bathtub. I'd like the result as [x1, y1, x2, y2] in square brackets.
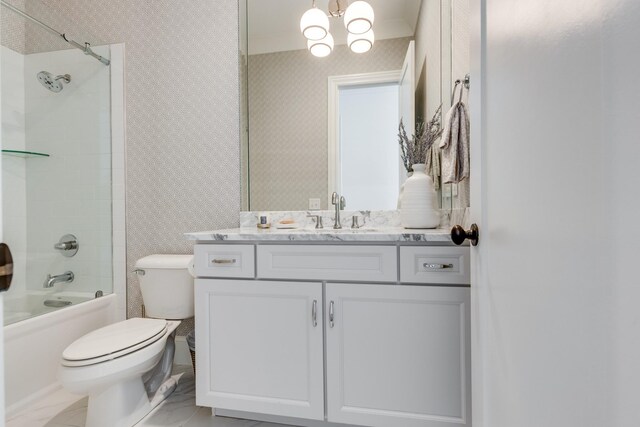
[4, 291, 97, 325]
[3, 292, 117, 416]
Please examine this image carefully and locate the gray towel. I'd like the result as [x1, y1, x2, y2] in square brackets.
[439, 101, 470, 184]
[425, 144, 441, 190]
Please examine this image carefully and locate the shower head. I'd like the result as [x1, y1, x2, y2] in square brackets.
[37, 71, 71, 93]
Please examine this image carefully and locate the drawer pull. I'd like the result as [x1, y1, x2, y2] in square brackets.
[329, 301, 335, 328]
[212, 258, 237, 264]
[423, 263, 454, 270]
[312, 300, 318, 327]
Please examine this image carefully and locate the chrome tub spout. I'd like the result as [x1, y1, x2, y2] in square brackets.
[43, 271, 74, 288]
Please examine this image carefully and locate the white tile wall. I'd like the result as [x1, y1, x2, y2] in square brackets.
[24, 46, 113, 295]
[1, 46, 27, 294]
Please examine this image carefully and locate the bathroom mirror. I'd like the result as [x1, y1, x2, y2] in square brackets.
[240, 0, 469, 212]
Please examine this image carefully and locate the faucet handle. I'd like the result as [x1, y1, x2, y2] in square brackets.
[351, 215, 362, 229]
[306, 215, 324, 229]
[340, 196, 346, 210]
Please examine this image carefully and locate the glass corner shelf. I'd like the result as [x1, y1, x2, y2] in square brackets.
[1, 149, 49, 158]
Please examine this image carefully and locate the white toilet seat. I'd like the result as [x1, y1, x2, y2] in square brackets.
[59, 320, 180, 395]
[62, 318, 168, 367]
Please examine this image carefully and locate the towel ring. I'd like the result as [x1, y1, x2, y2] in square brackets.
[450, 81, 465, 104]
[451, 81, 461, 104]
[451, 74, 471, 105]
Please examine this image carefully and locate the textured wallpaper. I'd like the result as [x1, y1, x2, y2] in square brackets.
[248, 37, 411, 211]
[18, 0, 241, 334]
[1, 0, 26, 53]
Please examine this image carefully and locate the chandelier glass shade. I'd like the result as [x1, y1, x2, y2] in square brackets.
[348, 29, 374, 53]
[300, 0, 375, 57]
[308, 32, 335, 57]
[344, 1, 374, 35]
[300, 6, 330, 40]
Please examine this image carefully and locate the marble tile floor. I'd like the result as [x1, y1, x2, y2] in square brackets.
[6, 365, 292, 427]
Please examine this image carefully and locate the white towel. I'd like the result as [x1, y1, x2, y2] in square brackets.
[439, 101, 470, 184]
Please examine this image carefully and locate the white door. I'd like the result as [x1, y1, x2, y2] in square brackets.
[468, 1, 640, 426]
[0, 50, 6, 426]
[327, 70, 401, 208]
[325, 283, 471, 427]
[195, 279, 324, 420]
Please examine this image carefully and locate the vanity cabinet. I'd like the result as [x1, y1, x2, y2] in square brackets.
[195, 279, 325, 420]
[325, 283, 470, 427]
[194, 242, 471, 427]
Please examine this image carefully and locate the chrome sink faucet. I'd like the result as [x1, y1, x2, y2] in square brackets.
[331, 192, 346, 229]
[43, 271, 74, 288]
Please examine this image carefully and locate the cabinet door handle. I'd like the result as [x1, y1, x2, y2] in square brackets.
[212, 258, 236, 264]
[312, 300, 318, 327]
[329, 301, 335, 328]
[423, 263, 454, 270]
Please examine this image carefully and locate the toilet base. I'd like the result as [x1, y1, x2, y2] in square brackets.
[86, 376, 150, 427]
[85, 374, 179, 427]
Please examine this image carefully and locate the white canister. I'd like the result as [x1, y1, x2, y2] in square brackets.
[400, 164, 440, 229]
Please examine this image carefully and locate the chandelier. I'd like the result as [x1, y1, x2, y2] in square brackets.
[300, 0, 375, 57]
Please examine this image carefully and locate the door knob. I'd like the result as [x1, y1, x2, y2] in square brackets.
[451, 224, 479, 246]
[0, 243, 14, 292]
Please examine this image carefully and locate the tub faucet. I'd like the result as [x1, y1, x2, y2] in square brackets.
[43, 271, 74, 288]
[331, 192, 346, 229]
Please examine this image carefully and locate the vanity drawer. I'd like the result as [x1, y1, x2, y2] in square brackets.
[257, 245, 397, 282]
[194, 244, 255, 278]
[400, 246, 470, 285]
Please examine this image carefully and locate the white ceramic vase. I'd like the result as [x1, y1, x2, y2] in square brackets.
[400, 164, 440, 229]
[397, 171, 412, 209]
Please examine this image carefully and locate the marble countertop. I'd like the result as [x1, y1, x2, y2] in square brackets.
[185, 227, 454, 243]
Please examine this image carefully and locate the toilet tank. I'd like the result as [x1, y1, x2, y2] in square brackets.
[135, 254, 194, 320]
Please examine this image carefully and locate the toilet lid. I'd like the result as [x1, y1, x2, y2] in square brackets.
[62, 318, 167, 367]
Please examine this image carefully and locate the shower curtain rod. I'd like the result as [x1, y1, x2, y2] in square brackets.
[0, 0, 110, 66]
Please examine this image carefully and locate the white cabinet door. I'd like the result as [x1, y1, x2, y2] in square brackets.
[326, 283, 471, 427]
[195, 279, 324, 420]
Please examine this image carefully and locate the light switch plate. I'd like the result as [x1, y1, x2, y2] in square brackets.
[309, 198, 321, 210]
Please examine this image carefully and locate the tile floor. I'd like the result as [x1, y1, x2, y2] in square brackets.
[6, 366, 291, 427]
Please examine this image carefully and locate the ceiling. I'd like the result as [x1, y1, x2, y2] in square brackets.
[247, 0, 422, 55]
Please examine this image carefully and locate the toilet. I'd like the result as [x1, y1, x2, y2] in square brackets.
[59, 255, 194, 427]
